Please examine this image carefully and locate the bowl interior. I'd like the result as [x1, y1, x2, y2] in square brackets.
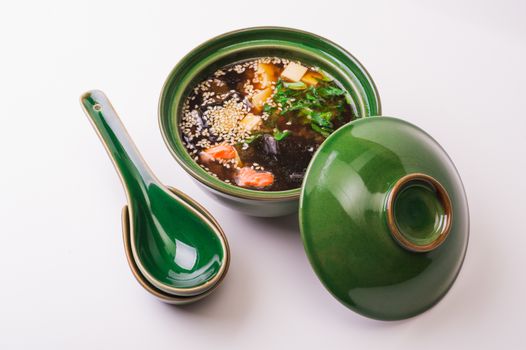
[159, 27, 381, 200]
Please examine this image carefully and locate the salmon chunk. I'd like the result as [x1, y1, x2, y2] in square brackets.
[234, 167, 274, 188]
[200, 144, 239, 164]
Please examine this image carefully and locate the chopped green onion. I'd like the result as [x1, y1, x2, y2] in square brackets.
[317, 69, 334, 82]
[244, 134, 262, 144]
[283, 81, 307, 90]
[344, 92, 353, 106]
[311, 123, 331, 137]
[273, 129, 292, 141]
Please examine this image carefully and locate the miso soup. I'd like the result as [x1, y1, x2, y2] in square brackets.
[180, 57, 356, 191]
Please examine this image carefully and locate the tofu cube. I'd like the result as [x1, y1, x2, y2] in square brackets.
[301, 71, 323, 86]
[240, 113, 262, 131]
[251, 88, 273, 113]
[281, 62, 308, 82]
[255, 63, 276, 89]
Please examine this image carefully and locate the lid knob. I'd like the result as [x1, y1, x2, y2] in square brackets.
[386, 173, 452, 252]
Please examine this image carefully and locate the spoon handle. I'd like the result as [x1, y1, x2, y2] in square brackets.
[81, 90, 158, 198]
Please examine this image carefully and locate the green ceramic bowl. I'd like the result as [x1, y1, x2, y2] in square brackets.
[159, 27, 381, 216]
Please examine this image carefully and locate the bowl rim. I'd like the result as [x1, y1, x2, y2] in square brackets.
[158, 26, 382, 201]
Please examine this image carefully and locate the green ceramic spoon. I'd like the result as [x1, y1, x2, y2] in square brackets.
[81, 90, 229, 297]
[121, 186, 228, 304]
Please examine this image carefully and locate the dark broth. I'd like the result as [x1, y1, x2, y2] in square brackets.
[180, 57, 356, 191]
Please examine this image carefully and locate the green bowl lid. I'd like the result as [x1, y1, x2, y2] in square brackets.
[299, 116, 469, 320]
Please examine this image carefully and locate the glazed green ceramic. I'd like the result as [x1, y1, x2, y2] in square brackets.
[121, 186, 229, 304]
[81, 90, 229, 297]
[159, 26, 381, 217]
[299, 117, 469, 320]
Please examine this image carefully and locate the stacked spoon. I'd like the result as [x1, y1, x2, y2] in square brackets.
[81, 90, 230, 303]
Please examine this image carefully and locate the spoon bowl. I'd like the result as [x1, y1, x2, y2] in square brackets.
[121, 187, 228, 303]
[81, 90, 230, 299]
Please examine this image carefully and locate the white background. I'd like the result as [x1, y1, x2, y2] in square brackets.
[1, 0, 525, 348]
